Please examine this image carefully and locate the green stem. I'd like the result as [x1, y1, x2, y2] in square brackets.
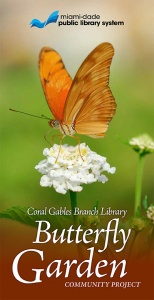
[70, 190, 79, 228]
[134, 154, 144, 215]
[69, 190, 83, 260]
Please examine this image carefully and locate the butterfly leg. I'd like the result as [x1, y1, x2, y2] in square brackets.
[44, 131, 64, 150]
[55, 135, 65, 163]
[44, 129, 52, 146]
[52, 134, 64, 145]
[46, 133, 65, 162]
[70, 135, 84, 162]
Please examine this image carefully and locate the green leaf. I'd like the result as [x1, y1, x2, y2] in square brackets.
[92, 200, 99, 210]
[0, 206, 73, 231]
[135, 206, 141, 218]
[142, 195, 148, 210]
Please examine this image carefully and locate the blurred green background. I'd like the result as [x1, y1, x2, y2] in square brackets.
[0, 0, 154, 215]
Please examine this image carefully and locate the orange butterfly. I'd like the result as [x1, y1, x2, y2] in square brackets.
[39, 42, 116, 139]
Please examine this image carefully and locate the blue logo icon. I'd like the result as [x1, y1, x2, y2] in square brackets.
[30, 10, 59, 28]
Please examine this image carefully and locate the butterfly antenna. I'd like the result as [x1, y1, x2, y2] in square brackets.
[9, 108, 50, 120]
[41, 114, 51, 119]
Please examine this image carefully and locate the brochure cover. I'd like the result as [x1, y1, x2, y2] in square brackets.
[0, 1, 154, 299]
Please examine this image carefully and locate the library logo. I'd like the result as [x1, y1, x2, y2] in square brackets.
[30, 11, 124, 29]
[30, 10, 59, 28]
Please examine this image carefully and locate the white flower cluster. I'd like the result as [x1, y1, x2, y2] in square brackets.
[35, 143, 116, 194]
[146, 205, 154, 224]
[129, 134, 154, 155]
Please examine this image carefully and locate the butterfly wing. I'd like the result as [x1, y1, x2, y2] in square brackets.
[75, 86, 116, 137]
[63, 42, 116, 136]
[39, 47, 72, 121]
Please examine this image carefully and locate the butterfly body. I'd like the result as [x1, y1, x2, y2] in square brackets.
[39, 43, 116, 138]
[49, 119, 75, 136]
